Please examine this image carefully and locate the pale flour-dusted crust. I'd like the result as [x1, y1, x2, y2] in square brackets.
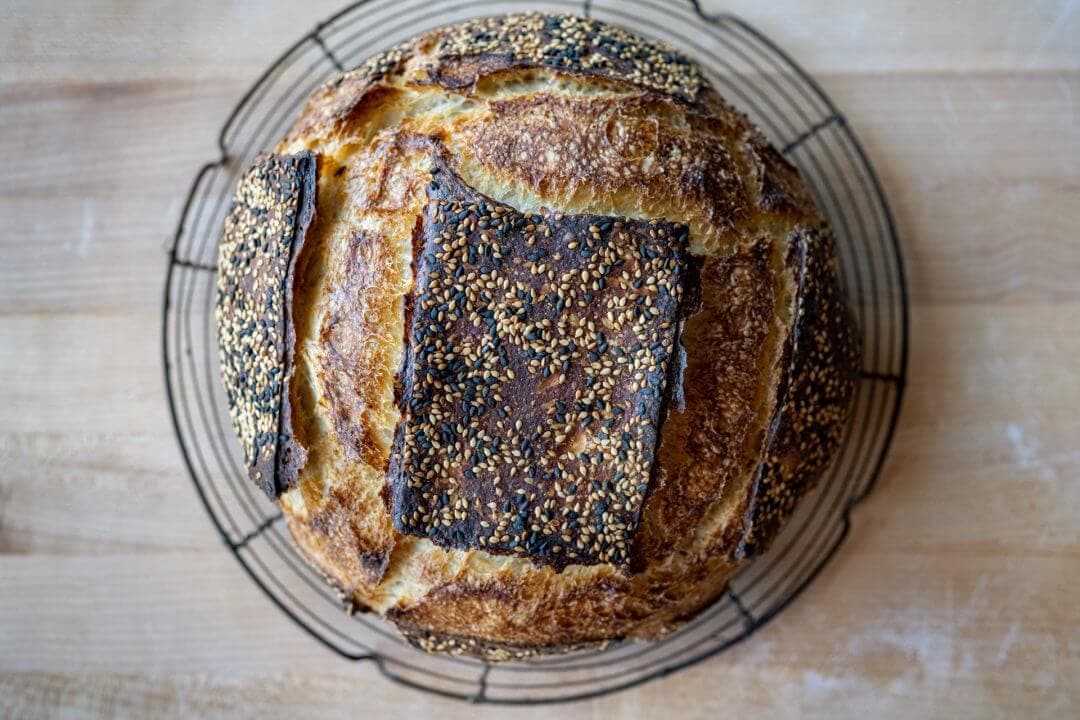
[216, 13, 859, 658]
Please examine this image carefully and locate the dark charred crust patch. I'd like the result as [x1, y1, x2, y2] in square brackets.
[733, 228, 859, 558]
[388, 157, 699, 570]
[216, 152, 318, 498]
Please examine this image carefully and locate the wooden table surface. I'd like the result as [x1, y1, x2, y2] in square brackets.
[2, 1, 1078, 717]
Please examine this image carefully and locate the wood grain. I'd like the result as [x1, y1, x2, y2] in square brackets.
[1, 0, 1077, 717]
[3, 0, 1077, 82]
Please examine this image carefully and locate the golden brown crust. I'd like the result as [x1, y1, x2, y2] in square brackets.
[733, 228, 860, 558]
[632, 238, 781, 567]
[448, 92, 755, 250]
[285, 12, 710, 145]
[217, 13, 859, 658]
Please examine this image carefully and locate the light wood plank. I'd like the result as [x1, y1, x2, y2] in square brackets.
[1, 548, 1074, 716]
[0, 432, 215, 555]
[2, 0, 1077, 83]
[0, 313, 165, 435]
[0, 79, 232, 199]
[835, 72, 1080, 302]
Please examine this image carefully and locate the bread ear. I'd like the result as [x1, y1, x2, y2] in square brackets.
[216, 151, 318, 497]
[734, 227, 860, 559]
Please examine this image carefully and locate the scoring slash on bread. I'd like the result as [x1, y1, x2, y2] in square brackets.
[215, 12, 859, 660]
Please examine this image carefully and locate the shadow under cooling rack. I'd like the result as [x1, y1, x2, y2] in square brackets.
[163, 0, 908, 704]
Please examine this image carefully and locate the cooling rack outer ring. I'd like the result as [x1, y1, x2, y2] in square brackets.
[163, 0, 909, 704]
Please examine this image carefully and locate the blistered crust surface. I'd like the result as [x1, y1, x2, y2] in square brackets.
[214, 13, 860, 657]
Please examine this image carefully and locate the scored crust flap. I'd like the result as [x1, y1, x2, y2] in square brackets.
[388, 156, 702, 571]
[421, 14, 704, 104]
[283, 13, 717, 146]
[216, 151, 319, 498]
[732, 227, 860, 559]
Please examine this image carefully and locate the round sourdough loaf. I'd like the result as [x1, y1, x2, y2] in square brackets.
[215, 12, 859, 660]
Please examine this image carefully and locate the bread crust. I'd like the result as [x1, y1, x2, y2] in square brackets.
[389, 152, 702, 571]
[216, 13, 859, 658]
[216, 151, 318, 497]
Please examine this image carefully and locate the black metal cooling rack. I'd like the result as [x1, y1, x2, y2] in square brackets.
[163, 0, 908, 704]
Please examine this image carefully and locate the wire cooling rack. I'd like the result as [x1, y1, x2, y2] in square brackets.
[162, 0, 908, 704]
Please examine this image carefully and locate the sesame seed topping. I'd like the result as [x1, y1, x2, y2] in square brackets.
[324, 13, 703, 110]
[216, 152, 317, 498]
[736, 228, 859, 558]
[387, 157, 696, 569]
